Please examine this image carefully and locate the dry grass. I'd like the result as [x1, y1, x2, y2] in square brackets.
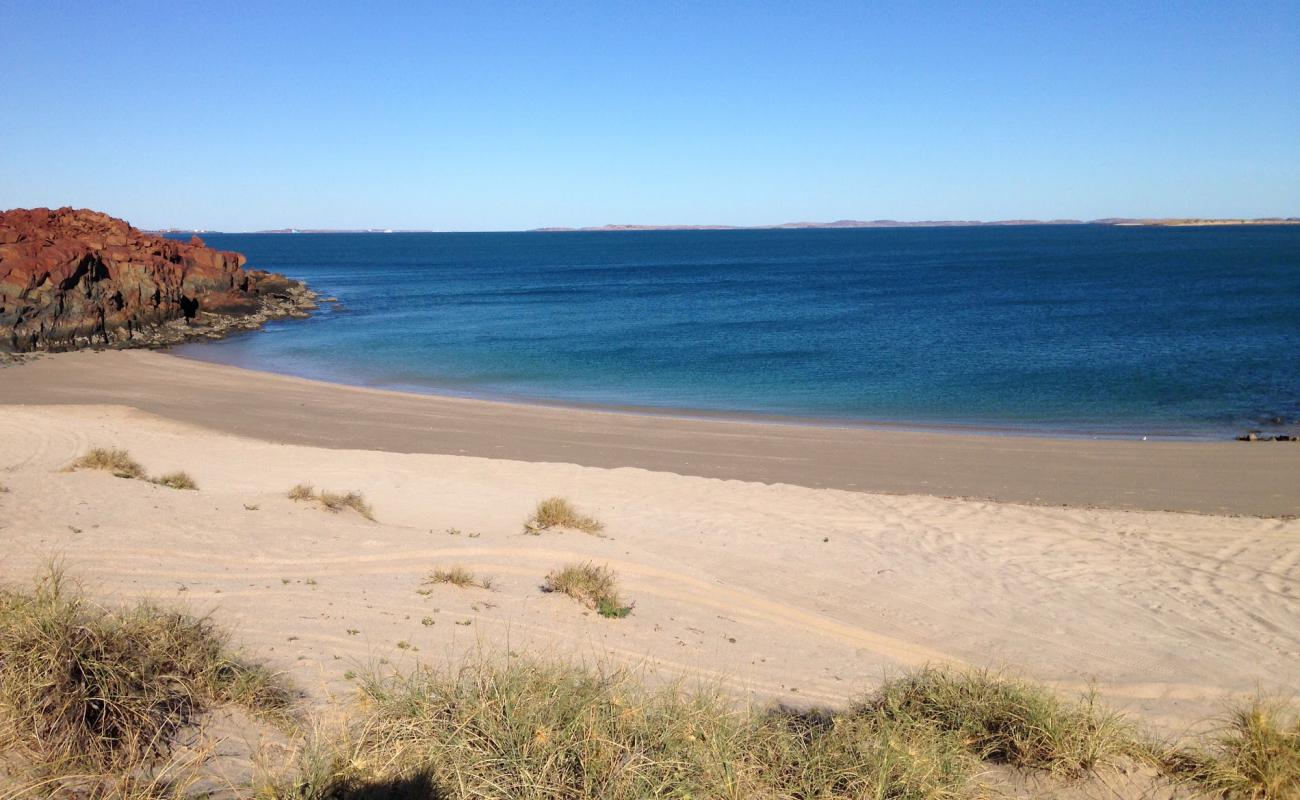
[1162, 698, 1300, 799]
[525, 496, 604, 534]
[319, 490, 375, 521]
[286, 484, 376, 521]
[862, 665, 1141, 777]
[0, 566, 292, 789]
[275, 657, 984, 800]
[151, 471, 198, 491]
[68, 447, 146, 480]
[425, 566, 493, 590]
[542, 562, 631, 618]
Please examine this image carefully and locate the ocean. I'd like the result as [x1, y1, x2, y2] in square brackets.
[170, 226, 1300, 438]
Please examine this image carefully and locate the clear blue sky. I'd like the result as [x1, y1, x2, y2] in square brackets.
[2, 1, 1297, 230]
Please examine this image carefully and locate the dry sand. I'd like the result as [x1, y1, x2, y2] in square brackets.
[1, 354, 1298, 739]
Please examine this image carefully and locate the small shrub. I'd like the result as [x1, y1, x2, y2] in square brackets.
[68, 447, 146, 480]
[425, 567, 492, 590]
[0, 567, 292, 778]
[287, 483, 316, 501]
[319, 490, 375, 521]
[1163, 697, 1300, 799]
[863, 665, 1138, 776]
[525, 496, 603, 534]
[543, 563, 631, 617]
[152, 471, 198, 490]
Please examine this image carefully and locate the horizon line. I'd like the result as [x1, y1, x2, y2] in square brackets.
[147, 215, 1300, 235]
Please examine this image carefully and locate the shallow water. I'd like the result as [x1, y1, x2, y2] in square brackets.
[172, 226, 1300, 438]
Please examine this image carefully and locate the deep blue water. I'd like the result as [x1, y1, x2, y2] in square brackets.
[170, 226, 1300, 438]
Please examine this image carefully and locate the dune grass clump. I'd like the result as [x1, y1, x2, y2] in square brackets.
[152, 471, 198, 491]
[1162, 698, 1300, 799]
[542, 562, 631, 618]
[425, 566, 493, 590]
[68, 447, 146, 480]
[0, 566, 292, 781]
[287, 484, 376, 521]
[283, 657, 984, 800]
[525, 496, 604, 535]
[863, 665, 1139, 777]
[319, 490, 375, 521]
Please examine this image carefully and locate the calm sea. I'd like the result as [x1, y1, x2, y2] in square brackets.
[171, 226, 1300, 438]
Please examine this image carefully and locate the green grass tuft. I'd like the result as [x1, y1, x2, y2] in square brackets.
[542, 562, 631, 618]
[68, 447, 146, 480]
[525, 496, 604, 534]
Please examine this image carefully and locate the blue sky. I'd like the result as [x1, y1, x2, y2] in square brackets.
[2, 1, 1297, 230]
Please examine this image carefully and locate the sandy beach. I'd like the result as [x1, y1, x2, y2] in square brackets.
[1, 350, 1297, 743]
[3, 349, 1298, 517]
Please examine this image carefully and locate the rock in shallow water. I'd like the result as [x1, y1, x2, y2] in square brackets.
[0, 207, 315, 352]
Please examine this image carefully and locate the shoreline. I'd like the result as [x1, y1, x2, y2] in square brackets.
[3, 349, 1297, 516]
[169, 343, 1263, 443]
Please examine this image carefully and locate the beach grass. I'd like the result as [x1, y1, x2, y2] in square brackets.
[542, 562, 631, 618]
[152, 470, 198, 490]
[0, 565, 292, 786]
[287, 484, 376, 521]
[862, 665, 1141, 777]
[525, 496, 604, 534]
[319, 490, 375, 520]
[1161, 697, 1300, 799]
[425, 566, 493, 590]
[68, 447, 146, 480]
[263, 657, 996, 800]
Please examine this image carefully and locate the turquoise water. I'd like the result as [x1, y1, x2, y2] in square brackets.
[171, 226, 1300, 438]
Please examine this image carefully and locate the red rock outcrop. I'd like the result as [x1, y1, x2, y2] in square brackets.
[0, 208, 315, 352]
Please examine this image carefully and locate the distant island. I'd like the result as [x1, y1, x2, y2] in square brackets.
[533, 217, 1300, 232]
[144, 217, 1300, 235]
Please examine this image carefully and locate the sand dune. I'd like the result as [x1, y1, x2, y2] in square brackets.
[1, 403, 1296, 737]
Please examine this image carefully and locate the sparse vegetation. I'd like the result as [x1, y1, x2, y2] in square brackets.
[425, 566, 493, 590]
[542, 562, 632, 618]
[525, 496, 604, 534]
[1161, 697, 1300, 799]
[67, 447, 146, 479]
[319, 490, 375, 520]
[287, 484, 376, 521]
[862, 665, 1140, 777]
[0, 566, 292, 788]
[152, 470, 198, 490]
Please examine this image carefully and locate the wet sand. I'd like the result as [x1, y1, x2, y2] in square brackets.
[1, 349, 1295, 516]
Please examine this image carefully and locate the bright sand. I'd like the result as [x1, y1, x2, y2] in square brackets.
[0, 349, 1297, 736]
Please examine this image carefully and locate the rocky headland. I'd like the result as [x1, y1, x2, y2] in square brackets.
[0, 207, 316, 353]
